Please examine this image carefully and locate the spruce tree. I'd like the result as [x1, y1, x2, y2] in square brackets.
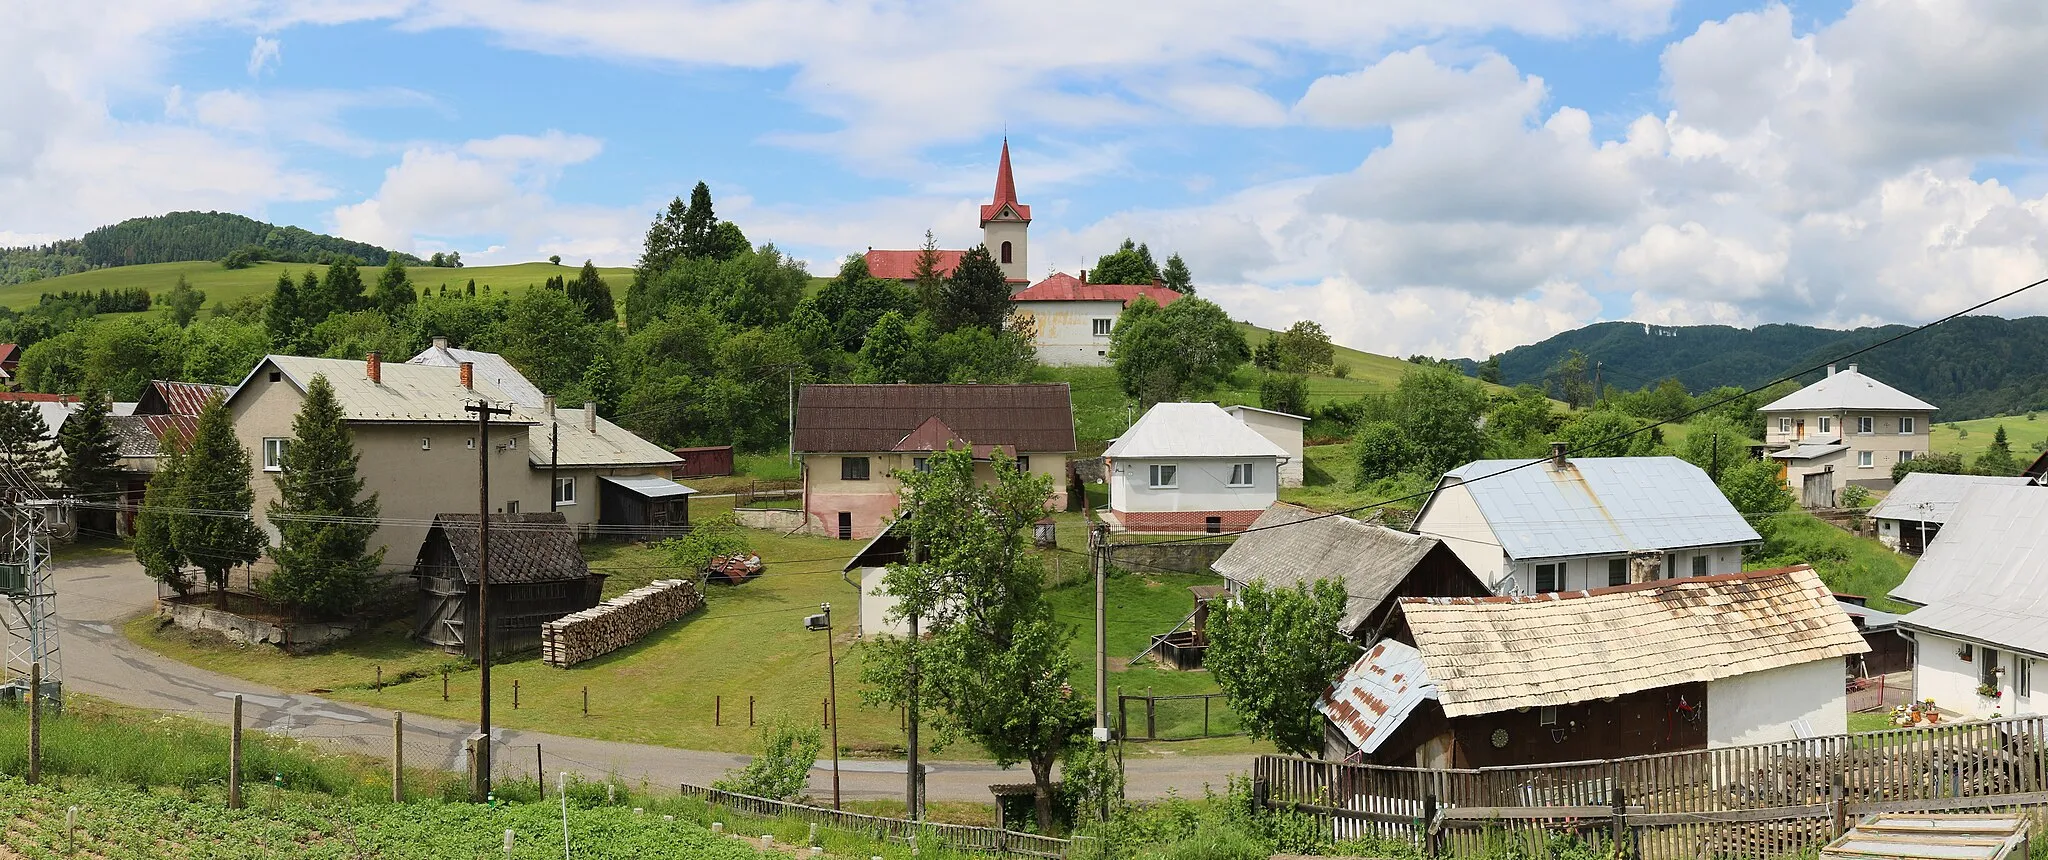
[375, 256, 416, 315]
[912, 229, 945, 315]
[1161, 253, 1195, 295]
[263, 374, 382, 617]
[1975, 425, 2021, 476]
[172, 398, 266, 608]
[266, 270, 303, 352]
[298, 269, 328, 329]
[679, 181, 718, 260]
[936, 245, 1012, 333]
[324, 257, 367, 313]
[0, 400, 60, 491]
[57, 387, 120, 535]
[635, 196, 689, 282]
[133, 435, 191, 594]
[569, 260, 616, 325]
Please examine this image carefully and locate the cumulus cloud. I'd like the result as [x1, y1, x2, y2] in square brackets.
[247, 35, 281, 76]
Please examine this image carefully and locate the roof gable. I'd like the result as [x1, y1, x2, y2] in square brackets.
[407, 344, 547, 409]
[418, 512, 590, 584]
[1103, 402, 1289, 459]
[1428, 456, 1761, 560]
[1760, 366, 1938, 413]
[1214, 504, 1485, 637]
[1868, 473, 2034, 524]
[794, 383, 1075, 453]
[231, 355, 535, 425]
[1320, 640, 1438, 755]
[864, 249, 965, 281]
[137, 380, 231, 416]
[1011, 273, 1181, 307]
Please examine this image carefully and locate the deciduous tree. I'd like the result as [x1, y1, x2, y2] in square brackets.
[1259, 373, 1308, 417]
[262, 374, 382, 618]
[1108, 296, 1248, 404]
[1091, 238, 1160, 285]
[1207, 580, 1355, 757]
[1276, 320, 1333, 374]
[162, 275, 206, 327]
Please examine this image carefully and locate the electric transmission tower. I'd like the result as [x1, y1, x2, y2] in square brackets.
[0, 465, 60, 710]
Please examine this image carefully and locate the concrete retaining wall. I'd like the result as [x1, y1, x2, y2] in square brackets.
[735, 507, 806, 533]
[158, 601, 357, 654]
[1106, 540, 1233, 576]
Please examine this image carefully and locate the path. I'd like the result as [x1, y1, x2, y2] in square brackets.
[52, 555, 1249, 803]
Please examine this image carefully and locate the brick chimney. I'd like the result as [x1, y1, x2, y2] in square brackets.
[459, 361, 474, 389]
[1550, 441, 1568, 469]
[1080, 269, 1088, 284]
[366, 352, 381, 384]
[584, 401, 597, 433]
[432, 336, 449, 350]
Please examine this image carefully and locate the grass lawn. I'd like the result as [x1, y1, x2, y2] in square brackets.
[1847, 712, 1897, 734]
[12, 260, 634, 313]
[1275, 443, 1434, 519]
[1750, 510, 1916, 612]
[1930, 414, 2048, 464]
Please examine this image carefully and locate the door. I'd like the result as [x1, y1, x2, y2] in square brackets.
[1795, 419, 1805, 440]
[837, 512, 852, 540]
[1801, 470, 1834, 508]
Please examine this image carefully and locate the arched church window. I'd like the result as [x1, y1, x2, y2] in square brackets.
[1001, 241, 1013, 264]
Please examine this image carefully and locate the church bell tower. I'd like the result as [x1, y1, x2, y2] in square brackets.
[979, 139, 1031, 283]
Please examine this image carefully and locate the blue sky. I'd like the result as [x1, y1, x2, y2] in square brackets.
[7, 0, 2048, 358]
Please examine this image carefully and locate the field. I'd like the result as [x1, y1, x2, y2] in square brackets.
[8, 260, 635, 312]
[1929, 413, 2048, 463]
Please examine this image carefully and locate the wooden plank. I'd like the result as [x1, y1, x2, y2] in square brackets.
[1850, 791, 2048, 816]
[1438, 805, 1626, 821]
[1626, 804, 1833, 826]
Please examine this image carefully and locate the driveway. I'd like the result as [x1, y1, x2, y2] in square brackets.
[53, 555, 1250, 803]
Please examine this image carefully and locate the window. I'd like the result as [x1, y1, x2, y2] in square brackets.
[1858, 450, 1874, 468]
[1818, 416, 1832, 434]
[840, 457, 870, 481]
[1015, 456, 1030, 473]
[1000, 241, 1013, 264]
[1534, 563, 1560, 593]
[1857, 416, 1873, 434]
[1092, 318, 1113, 337]
[268, 371, 283, 383]
[1539, 706, 1559, 726]
[1901, 451, 1915, 464]
[1983, 648, 2002, 688]
[1228, 463, 1254, 487]
[2022, 659, 2033, 699]
[912, 457, 931, 473]
[261, 438, 289, 471]
[1691, 555, 1708, 577]
[504, 500, 520, 514]
[553, 476, 576, 505]
[1204, 516, 1222, 534]
[1900, 416, 1915, 434]
[1779, 418, 1792, 433]
[1666, 554, 1676, 578]
[1149, 464, 1177, 488]
[420, 437, 432, 450]
[1608, 558, 1629, 587]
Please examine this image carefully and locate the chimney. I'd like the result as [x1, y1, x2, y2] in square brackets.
[544, 394, 556, 416]
[584, 401, 597, 433]
[1080, 269, 1088, 284]
[432, 336, 449, 350]
[459, 361, 474, 390]
[1550, 441, 1568, 469]
[1629, 551, 1663, 584]
[1847, 363, 1858, 373]
[366, 352, 381, 384]
[1826, 364, 1836, 377]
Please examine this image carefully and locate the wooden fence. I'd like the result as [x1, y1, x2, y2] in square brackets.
[1116, 692, 1238, 741]
[1254, 714, 2048, 858]
[678, 783, 1071, 858]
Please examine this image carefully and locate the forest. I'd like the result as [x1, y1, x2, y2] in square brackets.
[0, 211, 422, 286]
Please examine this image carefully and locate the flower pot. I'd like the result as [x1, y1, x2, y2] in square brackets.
[1925, 713, 1942, 724]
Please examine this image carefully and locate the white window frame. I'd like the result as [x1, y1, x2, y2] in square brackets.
[1227, 462, 1254, 487]
[1818, 416, 1832, 434]
[1148, 464, 1178, 489]
[1779, 418, 1792, 433]
[1092, 318, 1113, 337]
[1900, 450, 1914, 464]
[553, 476, 576, 505]
[2022, 659, 2033, 699]
[1858, 450, 1874, 468]
[1900, 416, 1916, 434]
[262, 437, 289, 472]
[1857, 416, 1873, 434]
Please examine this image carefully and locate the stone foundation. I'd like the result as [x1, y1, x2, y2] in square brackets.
[158, 600, 358, 654]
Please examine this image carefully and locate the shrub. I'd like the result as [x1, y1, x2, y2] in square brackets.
[1331, 361, 1350, 379]
[712, 716, 821, 802]
[1840, 485, 1873, 510]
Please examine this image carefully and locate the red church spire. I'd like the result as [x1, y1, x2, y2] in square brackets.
[980, 138, 1031, 225]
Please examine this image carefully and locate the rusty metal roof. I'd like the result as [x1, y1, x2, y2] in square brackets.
[108, 414, 198, 459]
[1398, 565, 1866, 717]
[1319, 639, 1438, 755]
[137, 380, 232, 416]
[1214, 503, 1485, 638]
[794, 383, 1075, 454]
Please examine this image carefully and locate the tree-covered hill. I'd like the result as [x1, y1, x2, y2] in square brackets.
[1478, 316, 2048, 420]
[77, 211, 420, 268]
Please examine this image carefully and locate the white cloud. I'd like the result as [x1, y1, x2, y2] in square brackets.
[1294, 48, 1525, 126]
[247, 35, 281, 76]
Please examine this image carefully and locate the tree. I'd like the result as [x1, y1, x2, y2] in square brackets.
[1259, 373, 1309, 417]
[429, 252, 447, 267]
[1719, 456, 1792, 525]
[266, 270, 305, 352]
[374, 256, 415, 315]
[0, 401, 59, 491]
[1108, 296, 1248, 404]
[1545, 349, 1594, 408]
[1390, 366, 1489, 478]
[710, 221, 751, 261]
[181, 318, 269, 386]
[636, 197, 689, 284]
[1252, 333, 1281, 370]
[1477, 355, 1503, 385]
[1206, 580, 1355, 757]
[321, 257, 367, 315]
[1348, 420, 1411, 487]
[1973, 425, 2021, 476]
[133, 435, 190, 594]
[712, 715, 822, 802]
[680, 181, 719, 260]
[1484, 384, 1560, 458]
[262, 374, 382, 618]
[501, 287, 602, 395]
[812, 257, 919, 352]
[1276, 320, 1334, 374]
[1678, 414, 1749, 482]
[1556, 408, 1659, 458]
[171, 398, 267, 608]
[936, 245, 1011, 332]
[1893, 450, 1965, 483]
[912, 229, 946, 314]
[549, 254, 562, 266]
[860, 449, 1086, 831]
[162, 275, 206, 326]
[567, 260, 617, 325]
[1091, 238, 1160, 285]
[56, 387, 120, 532]
[852, 311, 919, 384]
[582, 351, 622, 417]
[445, 250, 462, 268]
[1160, 253, 1194, 295]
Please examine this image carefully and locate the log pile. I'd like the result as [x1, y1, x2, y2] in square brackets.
[542, 579, 705, 668]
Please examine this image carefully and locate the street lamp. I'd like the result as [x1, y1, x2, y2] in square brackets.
[803, 603, 842, 809]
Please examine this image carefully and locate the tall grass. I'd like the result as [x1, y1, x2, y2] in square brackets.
[1749, 511, 1916, 612]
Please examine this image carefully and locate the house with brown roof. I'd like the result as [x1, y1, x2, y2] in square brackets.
[793, 383, 1076, 540]
[1211, 504, 1488, 643]
[412, 512, 604, 660]
[1320, 566, 1865, 768]
[1009, 272, 1182, 367]
[864, 139, 1033, 285]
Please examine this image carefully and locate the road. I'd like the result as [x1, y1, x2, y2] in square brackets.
[52, 554, 1250, 802]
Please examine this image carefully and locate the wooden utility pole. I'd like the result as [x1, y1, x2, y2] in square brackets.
[466, 399, 513, 800]
[392, 712, 404, 802]
[228, 694, 242, 809]
[820, 603, 841, 809]
[1093, 524, 1110, 735]
[549, 401, 560, 513]
[905, 605, 919, 819]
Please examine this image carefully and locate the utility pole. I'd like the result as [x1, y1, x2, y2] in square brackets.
[548, 399, 560, 513]
[1092, 523, 1110, 738]
[787, 368, 796, 468]
[466, 399, 513, 801]
[806, 604, 842, 809]
[1593, 361, 1603, 406]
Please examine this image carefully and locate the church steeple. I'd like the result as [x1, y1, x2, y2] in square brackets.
[981, 138, 1030, 282]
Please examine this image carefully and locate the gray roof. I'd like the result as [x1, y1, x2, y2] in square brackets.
[530, 409, 681, 469]
[1868, 473, 2034, 524]
[407, 343, 547, 409]
[1760, 366, 1938, 413]
[1214, 504, 1475, 638]
[1837, 598, 1904, 631]
[599, 474, 698, 499]
[1771, 442, 1848, 460]
[420, 512, 591, 585]
[1103, 402, 1289, 460]
[1222, 404, 1308, 422]
[1894, 484, 2048, 654]
[1422, 456, 1760, 561]
[232, 355, 535, 424]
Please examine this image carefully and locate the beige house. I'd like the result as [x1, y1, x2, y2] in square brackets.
[1761, 364, 1936, 506]
[1223, 405, 1307, 488]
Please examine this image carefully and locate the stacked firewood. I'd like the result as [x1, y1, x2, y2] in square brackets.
[542, 579, 705, 668]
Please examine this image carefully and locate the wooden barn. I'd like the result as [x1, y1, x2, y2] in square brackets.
[413, 512, 606, 660]
[1320, 566, 1867, 769]
[596, 475, 696, 540]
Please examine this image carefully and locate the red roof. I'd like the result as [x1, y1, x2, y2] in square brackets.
[979, 139, 1031, 225]
[1010, 273, 1183, 308]
[0, 392, 77, 403]
[864, 249, 965, 281]
[137, 380, 231, 417]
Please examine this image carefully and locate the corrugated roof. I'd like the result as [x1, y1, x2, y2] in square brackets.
[794, 383, 1075, 454]
[1319, 640, 1438, 755]
[1213, 504, 1481, 638]
[1424, 456, 1760, 560]
[1770, 442, 1848, 460]
[234, 355, 536, 425]
[599, 474, 698, 498]
[1103, 402, 1289, 460]
[864, 249, 965, 281]
[1894, 484, 2048, 653]
[1760, 366, 1938, 413]
[1399, 566, 1866, 717]
[137, 380, 232, 416]
[108, 414, 197, 459]
[1868, 473, 2034, 524]
[421, 512, 590, 584]
[407, 344, 548, 409]
[1010, 273, 1181, 307]
[1837, 598, 1904, 631]
[528, 409, 681, 468]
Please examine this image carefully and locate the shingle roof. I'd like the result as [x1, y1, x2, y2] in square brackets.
[1893, 484, 2048, 655]
[1103, 402, 1289, 460]
[1868, 473, 2034, 525]
[108, 414, 197, 459]
[407, 343, 547, 409]
[1760, 366, 1938, 413]
[420, 512, 590, 584]
[234, 355, 535, 425]
[794, 383, 1075, 454]
[1010, 273, 1182, 308]
[1423, 456, 1760, 560]
[528, 409, 682, 468]
[1320, 639, 1438, 755]
[864, 249, 965, 281]
[1213, 504, 1478, 638]
[1400, 566, 1866, 717]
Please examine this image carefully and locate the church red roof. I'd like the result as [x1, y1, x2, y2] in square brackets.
[1011, 273, 1182, 308]
[864, 249, 965, 281]
[979, 139, 1031, 224]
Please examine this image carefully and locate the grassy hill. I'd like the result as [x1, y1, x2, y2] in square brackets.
[8, 260, 636, 312]
[1930, 413, 2048, 462]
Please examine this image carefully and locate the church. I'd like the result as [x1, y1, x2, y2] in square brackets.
[862, 140, 1179, 368]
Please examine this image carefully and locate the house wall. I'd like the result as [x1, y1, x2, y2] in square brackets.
[230, 369, 534, 571]
[801, 451, 1069, 540]
[1705, 658, 1848, 747]
[1912, 631, 2046, 719]
[1107, 457, 1277, 531]
[1766, 409, 1931, 491]
[1434, 682, 1709, 769]
[1498, 546, 1745, 595]
[1411, 482, 1511, 591]
[524, 465, 673, 533]
[1012, 299, 1125, 367]
[1225, 408, 1305, 488]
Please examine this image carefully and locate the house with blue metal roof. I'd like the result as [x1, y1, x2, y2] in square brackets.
[1410, 448, 1761, 595]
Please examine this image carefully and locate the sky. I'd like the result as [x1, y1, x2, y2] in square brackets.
[6, 0, 2048, 359]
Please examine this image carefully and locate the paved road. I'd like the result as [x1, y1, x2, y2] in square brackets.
[52, 554, 1250, 802]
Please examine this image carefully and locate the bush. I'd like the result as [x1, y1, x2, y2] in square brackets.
[1331, 361, 1350, 379]
[712, 716, 821, 802]
[1840, 485, 1873, 510]
[659, 512, 751, 572]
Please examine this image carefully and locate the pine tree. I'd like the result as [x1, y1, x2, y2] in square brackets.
[569, 260, 616, 325]
[133, 435, 191, 594]
[466, 279, 477, 297]
[57, 387, 120, 535]
[324, 257, 367, 313]
[297, 269, 327, 329]
[0, 400, 59, 491]
[375, 256, 415, 314]
[171, 398, 266, 608]
[262, 374, 382, 618]
[635, 196, 689, 282]
[912, 229, 946, 314]
[1161, 253, 1194, 295]
[679, 181, 718, 260]
[1974, 425, 2021, 476]
[266, 270, 303, 352]
[936, 245, 1011, 333]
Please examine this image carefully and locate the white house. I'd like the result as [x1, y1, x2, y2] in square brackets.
[1008, 273, 1184, 367]
[1222, 405, 1307, 488]
[1103, 402, 1289, 533]
[1892, 482, 2048, 719]
[1761, 364, 1937, 506]
[1411, 450, 1761, 595]
[1866, 472, 2033, 554]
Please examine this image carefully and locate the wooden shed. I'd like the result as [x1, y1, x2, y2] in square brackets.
[413, 512, 606, 660]
[671, 445, 735, 479]
[596, 475, 697, 540]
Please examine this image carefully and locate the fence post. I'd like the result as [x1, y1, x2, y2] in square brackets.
[393, 711, 404, 802]
[1146, 694, 1156, 740]
[536, 744, 544, 797]
[229, 694, 243, 809]
[1203, 696, 1210, 738]
[1610, 786, 1626, 859]
[1831, 775, 1846, 837]
[443, 668, 449, 701]
[512, 679, 519, 710]
[26, 660, 41, 786]
[582, 686, 588, 716]
[1422, 793, 1438, 859]
[715, 695, 721, 726]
